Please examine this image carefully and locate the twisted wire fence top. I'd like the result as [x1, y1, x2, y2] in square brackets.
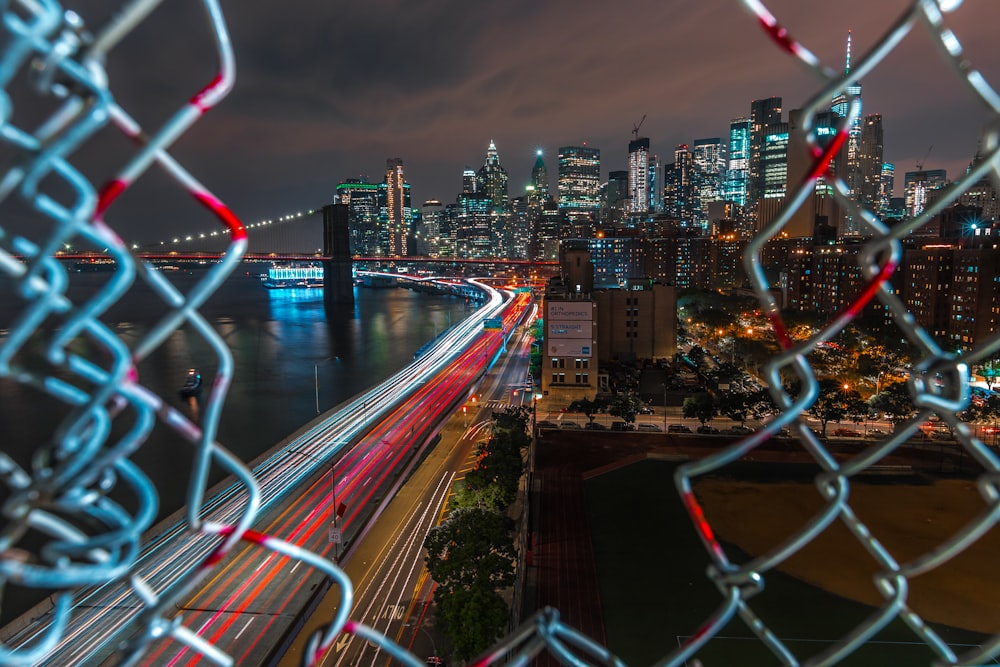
[0, 0, 999, 666]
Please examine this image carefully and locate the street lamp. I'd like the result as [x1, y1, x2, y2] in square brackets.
[404, 623, 438, 660]
[661, 382, 667, 431]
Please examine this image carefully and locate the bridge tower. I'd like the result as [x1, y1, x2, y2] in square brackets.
[322, 203, 354, 304]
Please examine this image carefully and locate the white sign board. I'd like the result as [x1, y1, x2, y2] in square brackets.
[548, 302, 593, 321]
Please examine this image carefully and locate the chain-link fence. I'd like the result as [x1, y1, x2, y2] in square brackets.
[1, 0, 999, 665]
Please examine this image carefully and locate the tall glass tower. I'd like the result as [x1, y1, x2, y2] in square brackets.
[724, 118, 750, 206]
[693, 137, 726, 212]
[530, 150, 550, 202]
[476, 140, 509, 212]
[628, 136, 650, 213]
[382, 158, 409, 257]
[749, 97, 783, 209]
[557, 145, 601, 224]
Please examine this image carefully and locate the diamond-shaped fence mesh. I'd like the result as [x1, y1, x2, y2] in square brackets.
[1, 0, 999, 665]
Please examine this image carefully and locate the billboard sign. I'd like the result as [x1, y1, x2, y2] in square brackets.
[548, 302, 592, 321]
[547, 340, 592, 356]
[549, 321, 592, 339]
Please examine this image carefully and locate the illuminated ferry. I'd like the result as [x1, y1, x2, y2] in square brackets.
[261, 265, 324, 289]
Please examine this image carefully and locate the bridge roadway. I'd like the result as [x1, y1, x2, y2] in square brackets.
[3, 282, 533, 665]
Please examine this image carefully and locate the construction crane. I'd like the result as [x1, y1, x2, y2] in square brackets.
[916, 145, 933, 171]
[632, 114, 646, 142]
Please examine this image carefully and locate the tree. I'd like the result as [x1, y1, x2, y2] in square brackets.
[806, 378, 851, 437]
[434, 582, 509, 660]
[718, 389, 749, 426]
[567, 397, 608, 426]
[608, 393, 643, 424]
[424, 506, 516, 661]
[683, 392, 716, 425]
[857, 344, 900, 396]
[845, 393, 872, 427]
[869, 381, 916, 428]
[424, 507, 516, 593]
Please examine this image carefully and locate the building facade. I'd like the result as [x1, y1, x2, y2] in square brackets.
[557, 145, 602, 228]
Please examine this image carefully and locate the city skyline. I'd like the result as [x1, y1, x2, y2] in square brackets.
[25, 1, 1000, 241]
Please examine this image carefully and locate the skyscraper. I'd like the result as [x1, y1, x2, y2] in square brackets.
[382, 158, 409, 257]
[786, 109, 845, 238]
[832, 31, 865, 235]
[420, 199, 444, 257]
[476, 139, 509, 212]
[724, 117, 751, 206]
[879, 163, 895, 218]
[336, 178, 380, 256]
[628, 136, 650, 214]
[462, 168, 477, 194]
[904, 169, 948, 218]
[648, 154, 663, 213]
[857, 113, 884, 213]
[557, 145, 601, 226]
[530, 150, 551, 202]
[664, 145, 697, 229]
[693, 138, 726, 218]
[749, 97, 782, 209]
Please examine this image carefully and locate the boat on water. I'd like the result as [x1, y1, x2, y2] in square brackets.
[179, 369, 202, 398]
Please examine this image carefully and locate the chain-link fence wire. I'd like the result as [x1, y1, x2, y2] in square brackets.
[1, 0, 1000, 665]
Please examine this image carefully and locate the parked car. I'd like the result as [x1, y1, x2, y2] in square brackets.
[866, 429, 886, 438]
[611, 421, 635, 431]
[667, 424, 692, 433]
[560, 421, 582, 429]
[931, 429, 954, 440]
[696, 424, 719, 434]
[728, 425, 753, 434]
[585, 421, 608, 430]
[833, 427, 863, 437]
[536, 420, 560, 429]
[637, 423, 663, 432]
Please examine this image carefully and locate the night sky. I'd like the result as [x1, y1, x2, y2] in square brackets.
[39, 0, 1000, 244]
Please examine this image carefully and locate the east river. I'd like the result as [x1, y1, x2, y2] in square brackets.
[0, 263, 478, 625]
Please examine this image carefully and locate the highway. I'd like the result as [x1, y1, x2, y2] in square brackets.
[273, 310, 539, 667]
[4, 281, 532, 665]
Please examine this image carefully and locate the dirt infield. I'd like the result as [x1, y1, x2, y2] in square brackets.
[693, 476, 1000, 636]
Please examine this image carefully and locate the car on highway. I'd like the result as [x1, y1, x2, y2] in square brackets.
[638, 405, 655, 414]
[637, 423, 663, 432]
[833, 427, 863, 437]
[668, 424, 692, 433]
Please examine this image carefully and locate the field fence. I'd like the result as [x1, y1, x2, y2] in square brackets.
[0, 0, 999, 665]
